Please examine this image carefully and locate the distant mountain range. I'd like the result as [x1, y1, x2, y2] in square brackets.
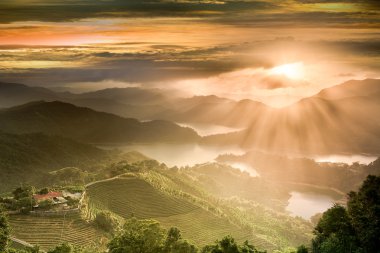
[0, 82, 267, 126]
[0, 101, 200, 144]
[203, 79, 380, 155]
[1, 79, 379, 155]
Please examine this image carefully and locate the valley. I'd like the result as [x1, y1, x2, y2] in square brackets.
[0, 79, 379, 253]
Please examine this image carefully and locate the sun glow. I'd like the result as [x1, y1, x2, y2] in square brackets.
[270, 62, 305, 80]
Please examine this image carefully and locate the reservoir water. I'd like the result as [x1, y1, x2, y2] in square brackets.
[313, 154, 377, 165]
[104, 143, 246, 167]
[177, 122, 243, 137]
[286, 191, 335, 220]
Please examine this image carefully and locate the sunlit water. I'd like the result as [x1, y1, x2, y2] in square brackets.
[177, 122, 243, 137]
[313, 154, 377, 165]
[222, 161, 260, 177]
[286, 191, 335, 220]
[100, 143, 246, 167]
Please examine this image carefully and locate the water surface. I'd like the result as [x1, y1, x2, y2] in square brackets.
[313, 154, 377, 165]
[286, 191, 335, 220]
[177, 122, 243, 137]
[101, 143, 245, 167]
[222, 161, 260, 177]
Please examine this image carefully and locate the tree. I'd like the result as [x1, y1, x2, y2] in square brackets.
[12, 186, 34, 200]
[164, 227, 182, 251]
[108, 218, 197, 253]
[39, 188, 49, 195]
[348, 175, 380, 253]
[0, 209, 10, 252]
[240, 241, 265, 253]
[310, 175, 380, 253]
[171, 240, 197, 253]
[296, 245, 308, 253]
[164, 227, 197, 253]
[94, 211, 119, 233]
[202, 236, 265, 253]
[47, 243, 72, 253]
[108, 218, 165, 253]
[38, 199, 54, 210]
[312, 204, 358, 253]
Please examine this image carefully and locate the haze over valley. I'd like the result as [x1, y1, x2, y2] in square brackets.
[0, 1, 380, 253]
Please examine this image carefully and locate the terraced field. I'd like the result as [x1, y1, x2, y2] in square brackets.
[86, 177, 274, 249]
[156, 208, 254, 246]
[9, 213, 106, 250]
[87, 177, 199, 219]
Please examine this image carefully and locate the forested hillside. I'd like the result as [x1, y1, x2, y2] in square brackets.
[0, 101, 200, 144]
[0, 132, 108, 192]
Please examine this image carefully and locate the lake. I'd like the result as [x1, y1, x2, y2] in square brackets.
[101, 143, 246, 167]
[286, 191, 335, 220]
[313, 154, 377, 165]
[177, 122, 243, 137]
[222, 161, 260, 177]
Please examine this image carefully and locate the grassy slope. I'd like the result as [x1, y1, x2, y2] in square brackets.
[9, 213, 107, 251]
[0, 132, 108, 192]
[86, 176, 257, 248]
[85, 168, 312, 251]
[86, 177, 199, 219]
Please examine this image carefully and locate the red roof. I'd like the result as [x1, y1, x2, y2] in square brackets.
[33, 192, 62, 201]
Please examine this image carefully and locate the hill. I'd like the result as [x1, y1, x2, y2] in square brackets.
[203, 79, 380, 155]
[0, 101, 200, 144]
[85, 176, 272, 249]
[9, 213, 107, 251]
[0, 81, 271, 126]
[0, 82, 180, 121]
[169, 96, 270, 128]
[2, 79, 379, 155]
[84, 166, 313, 251]
[315, 79, 380, 100]
[0, 82, 61, 108]
[0, 131, 110, 192]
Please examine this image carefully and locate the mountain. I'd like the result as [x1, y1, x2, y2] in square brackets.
[315, 79, 380, 100]
[0, 82, 188, 121]
[168, 96, 271, 127]
[0, 82, 271, 125]
[203, 79, 380, 155]
[1, 79, 379, 154]
[0, 82, 61, 108]
[0, 101, 200, 144]
[0, 131, 108, 192]
[75, 87, 174, 106]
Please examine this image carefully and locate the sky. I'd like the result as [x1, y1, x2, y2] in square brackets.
[0, 0, 379, 107]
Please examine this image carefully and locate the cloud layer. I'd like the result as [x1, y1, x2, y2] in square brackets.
[0, 0, 379, 105]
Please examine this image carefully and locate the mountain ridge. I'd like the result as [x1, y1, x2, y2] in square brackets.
[0, 100, 200, 144]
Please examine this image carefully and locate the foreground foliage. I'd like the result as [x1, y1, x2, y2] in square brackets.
[311, 175, 380, 253]
[108, 218, 197, 253]
[202, 236, 266, 253]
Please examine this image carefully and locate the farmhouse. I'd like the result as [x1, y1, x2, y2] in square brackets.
[33, 191, 67, 206]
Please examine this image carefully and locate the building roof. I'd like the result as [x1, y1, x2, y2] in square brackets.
[33, 191, 62, 201]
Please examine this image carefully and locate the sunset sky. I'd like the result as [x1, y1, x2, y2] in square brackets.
[0, 0, 379, 106]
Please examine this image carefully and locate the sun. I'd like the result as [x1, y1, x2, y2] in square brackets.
[269, 62, 305, 80]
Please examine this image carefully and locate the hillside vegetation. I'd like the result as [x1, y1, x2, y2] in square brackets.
[0, 101, 200, 144]
[84, 163, 313, 251]
[0, 132, 108, 192]
[2, 79, 380, 155]
[217, 151, 380, 193]
[9, 213, 107, 251]
[86, 177, 256, 247]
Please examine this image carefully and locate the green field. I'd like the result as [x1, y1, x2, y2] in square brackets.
[87, 177, 199, 219]
[86, 177, 275, 249]
[9, 213, 106, 251]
